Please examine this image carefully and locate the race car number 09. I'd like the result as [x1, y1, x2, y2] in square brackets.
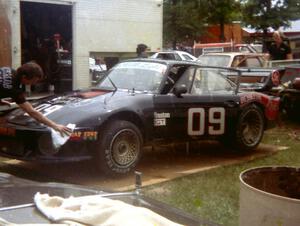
[188, 107, 225, 135]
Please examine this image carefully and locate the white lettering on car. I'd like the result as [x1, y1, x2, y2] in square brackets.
[25, 104, 63, 116]
[154, 112, 170, 126]
[188, 107, 225, 136]
[154, 118, 166, 126]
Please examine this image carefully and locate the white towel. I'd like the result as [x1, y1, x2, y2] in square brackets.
[51, 124, 76, 150]
[34, 193, 183, 226]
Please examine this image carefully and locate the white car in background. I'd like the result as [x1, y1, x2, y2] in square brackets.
[150, 50, 197, 61]
[197, 52, 266, 68]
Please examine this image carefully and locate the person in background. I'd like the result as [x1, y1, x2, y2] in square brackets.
[136, 43, 148, 58]
[0, 62, 71, 136]
[267, 30, 293, 60]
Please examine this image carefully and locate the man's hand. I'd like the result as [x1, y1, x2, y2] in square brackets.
[19, 102, 73, 137]
[53, 124, 73, 137]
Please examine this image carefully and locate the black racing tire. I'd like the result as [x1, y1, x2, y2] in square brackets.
[95, 120, 143, 175]
[234, 105, 264, 151]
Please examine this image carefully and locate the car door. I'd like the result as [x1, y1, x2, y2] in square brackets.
[152, 65, 187, 140]
[167, 66, 240, 140]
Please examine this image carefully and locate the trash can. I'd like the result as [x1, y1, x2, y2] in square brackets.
[239, 166, 300, 226]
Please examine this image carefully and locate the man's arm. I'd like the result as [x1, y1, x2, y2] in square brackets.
[18, 101, 71, 136]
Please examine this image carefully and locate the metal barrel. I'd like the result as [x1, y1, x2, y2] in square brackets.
[239, 166, 300, 226]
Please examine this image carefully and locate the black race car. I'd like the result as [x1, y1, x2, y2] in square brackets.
[0, 59, 280, 175]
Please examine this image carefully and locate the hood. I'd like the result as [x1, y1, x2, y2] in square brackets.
[5, 89, 148, 128]
[5, 90, 113, 128]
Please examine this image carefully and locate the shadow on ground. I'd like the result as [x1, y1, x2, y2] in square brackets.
[0, 141, 283, 191]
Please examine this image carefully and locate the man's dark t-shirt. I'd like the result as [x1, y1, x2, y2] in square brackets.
[0, 67, 26, 104]
[268, 42, 292, 60]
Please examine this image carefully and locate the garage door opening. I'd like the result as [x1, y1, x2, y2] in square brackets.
[21, 1, 72, 94]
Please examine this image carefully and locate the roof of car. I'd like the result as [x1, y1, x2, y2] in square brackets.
[154, 50, 192, 54]
[200, 52, 265, 57]
[124, 58, 201, 66]
[121, 58, 241, 71]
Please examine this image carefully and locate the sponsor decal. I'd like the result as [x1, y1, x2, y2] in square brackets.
[154, 112, 170, 119]
[0, 67, 13, 89]
[70, 131, 98, 141]
[117, 62, 166, 73]
[154, 112, 170, 127]
[240, 93, 260, 105]
[154, 118, 166, 126]
[25, 104, 63, 116]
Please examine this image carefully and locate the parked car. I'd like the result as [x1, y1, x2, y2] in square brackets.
[197, 52, 284, 89]
[193, 42, 263, 57]
[0, 59, 279, 175]
[150, 50, 197, 61]
[0, 172, 218, 225]
[197, 52, 266, 68]
[270, 65, 300, 117]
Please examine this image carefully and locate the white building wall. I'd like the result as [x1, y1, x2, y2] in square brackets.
[73, 0, 163, 89]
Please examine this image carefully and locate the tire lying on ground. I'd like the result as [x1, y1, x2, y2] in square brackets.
[95, 120, 143, 175]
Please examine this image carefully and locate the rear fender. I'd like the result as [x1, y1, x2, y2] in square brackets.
[240, 92, 280, 121]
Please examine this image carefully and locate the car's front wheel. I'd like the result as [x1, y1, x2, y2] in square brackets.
[95, 120, 143, 175]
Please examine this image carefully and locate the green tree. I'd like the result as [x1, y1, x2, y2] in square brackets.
[206, 0, 241, 41]
[241, 0, 300, 49]
[163, 0, 208, 49]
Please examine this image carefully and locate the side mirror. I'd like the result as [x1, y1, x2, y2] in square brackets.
[173, 84, 187, 97]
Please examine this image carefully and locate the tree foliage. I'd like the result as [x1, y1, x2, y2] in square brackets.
[163, 0, 241, 47]
[163, 0, 208, 49]
[163, 0, 300, 49]
[241, 0, 300, 32]
[205, 0, 241, 41]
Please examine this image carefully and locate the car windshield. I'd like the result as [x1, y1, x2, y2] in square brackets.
[97, 62, 166, 92]
[198, 55, 231, 67]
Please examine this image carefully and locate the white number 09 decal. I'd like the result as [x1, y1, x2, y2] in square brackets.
[188, 107, 225, 135]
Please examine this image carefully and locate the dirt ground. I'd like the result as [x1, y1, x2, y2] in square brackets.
[0, 141, 285, 191]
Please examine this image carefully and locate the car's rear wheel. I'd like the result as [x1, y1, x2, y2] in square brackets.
[95, 120, 143, 175]
[220, 105, 265, 151]
[234, 105, 264, 151]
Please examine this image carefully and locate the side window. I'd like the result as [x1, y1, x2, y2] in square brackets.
[233, 56, 247, 67]
[207, 71, 234, 93]
[173, 66, 195, 92]
[246, 57, 263, 67]
[182, 54, 193, 61]
[191, 69, 208, 94]
[173, 53, 182, 60]
[190, 68, 234, 94]
[157, 53, 175, 60]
